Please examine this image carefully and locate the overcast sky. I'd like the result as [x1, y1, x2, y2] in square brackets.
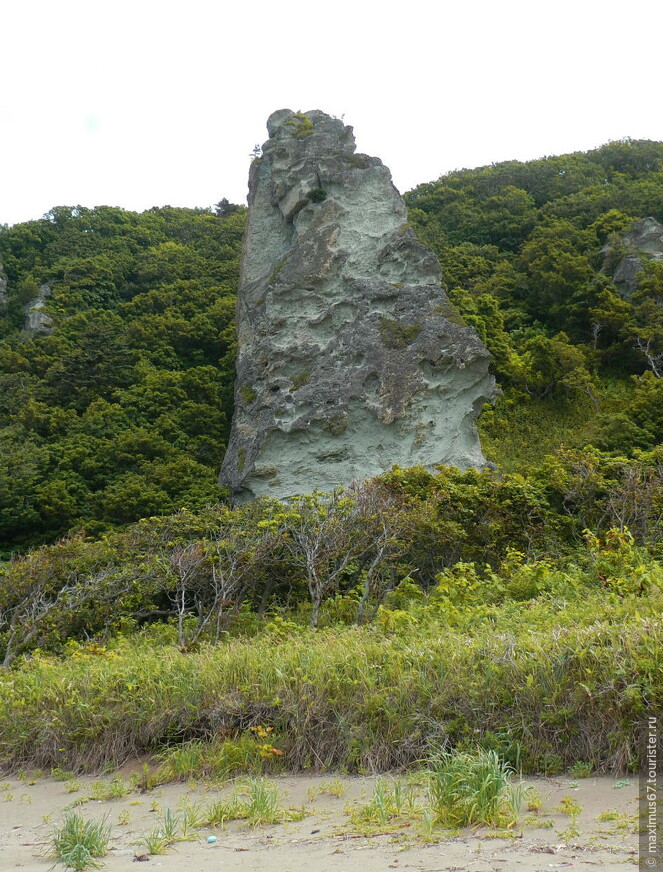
[2, 0, 662, 227]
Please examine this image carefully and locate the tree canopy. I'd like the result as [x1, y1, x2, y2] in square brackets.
[0, 204, 246, 552]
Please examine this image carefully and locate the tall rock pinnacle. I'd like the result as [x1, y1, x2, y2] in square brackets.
[220, 109, 496, 501]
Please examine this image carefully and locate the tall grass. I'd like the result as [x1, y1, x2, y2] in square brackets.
[427, 749, 521, 827]
[1, 591, 660, 776]
[50, 812, 111, 871]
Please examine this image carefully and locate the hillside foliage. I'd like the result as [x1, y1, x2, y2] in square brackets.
[0, 139, 662, 776]
[0, 205, 245, 551]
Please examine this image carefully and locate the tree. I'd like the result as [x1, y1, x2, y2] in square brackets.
[273, 493, 358, 628]
[348, 481, 413, 622]
[213, 198, 241, 218]
[587, 279, 633, 350]
[520, 221, 594, 329]
[628, 261, 663, 377]
[517, 331, 597, 408]
[165, 523, 271, 649]
[0, 428, 45, 548]
[0, 536, 145, 668]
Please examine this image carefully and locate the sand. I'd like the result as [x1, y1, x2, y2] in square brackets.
[1, 765, 640, 871]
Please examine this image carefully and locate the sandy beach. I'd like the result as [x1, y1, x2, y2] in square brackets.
[0, 764, 640, 872]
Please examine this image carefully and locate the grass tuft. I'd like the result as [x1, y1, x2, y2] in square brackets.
[50, 811, 111, 871]
[426, 749, 522, 828]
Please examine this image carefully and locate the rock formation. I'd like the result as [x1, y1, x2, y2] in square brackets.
[0, 263, 7, 308]
[220, 109, 496, 502]
[602, 217, 663, 297]
[0, 266, 53, 334]
[23, 283, 53, 334]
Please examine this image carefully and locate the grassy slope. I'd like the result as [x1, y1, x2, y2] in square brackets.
[1, 588, 660, 776]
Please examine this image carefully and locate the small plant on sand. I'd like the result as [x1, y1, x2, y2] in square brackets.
[139, 807, 183, 855]
[318, 778, 347, 798]
[569, 760, 593, 778]
[177, 799, 207, 835]
[426, 749, 522, 828]
[419, 807, 436, 840]
[522, 814, 554, 829]
[140, 830, 170, 856]
[89, 779, 130, 801]
[597, 808, 623, 821]
[524, 786, 543, 812]
[51, 811, 111, 871]
[202, 778, 303, 828]
[155, 807, 181, 841]
[596, 809, 638, 833]
[243, 777, 284, 825]
[555, 795, 583, 838]
[204, 794, 245, 826]
[351, 777, 419, 826]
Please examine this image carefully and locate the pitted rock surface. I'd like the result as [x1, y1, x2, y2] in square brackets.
[220, 110, 496, 501]
[602, 217, 663, 297]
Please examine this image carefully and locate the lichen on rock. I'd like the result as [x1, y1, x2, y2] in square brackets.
[220, 109, 497, 502]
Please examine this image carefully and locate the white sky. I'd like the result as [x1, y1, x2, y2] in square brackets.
[2, 0, 662, 227]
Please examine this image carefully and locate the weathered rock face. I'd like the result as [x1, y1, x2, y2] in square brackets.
[220, 109, 496, 501]
[0, 263, 7, 308]
[23, 283, 53, 334]
[602, 217, 663, 297]
[0, 268, 53, 332]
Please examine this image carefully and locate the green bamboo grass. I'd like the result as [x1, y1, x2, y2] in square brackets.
[1, 592, 660, 776]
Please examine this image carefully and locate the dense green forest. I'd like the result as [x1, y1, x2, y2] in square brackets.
[0, 138, 661, 778]
[0, 204, 245, 551]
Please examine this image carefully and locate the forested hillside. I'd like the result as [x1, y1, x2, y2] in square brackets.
[406, 137, 663, 461]
[0, 140, 661, 778]
[0, 205, 245, 551]
[0, 139, 661, 556]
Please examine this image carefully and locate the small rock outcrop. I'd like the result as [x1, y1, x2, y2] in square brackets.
[602, 217, 663, 297]
[23, 283, 53, 334]
[0, 263, 7, 307]
[220, 109, 496, 502]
